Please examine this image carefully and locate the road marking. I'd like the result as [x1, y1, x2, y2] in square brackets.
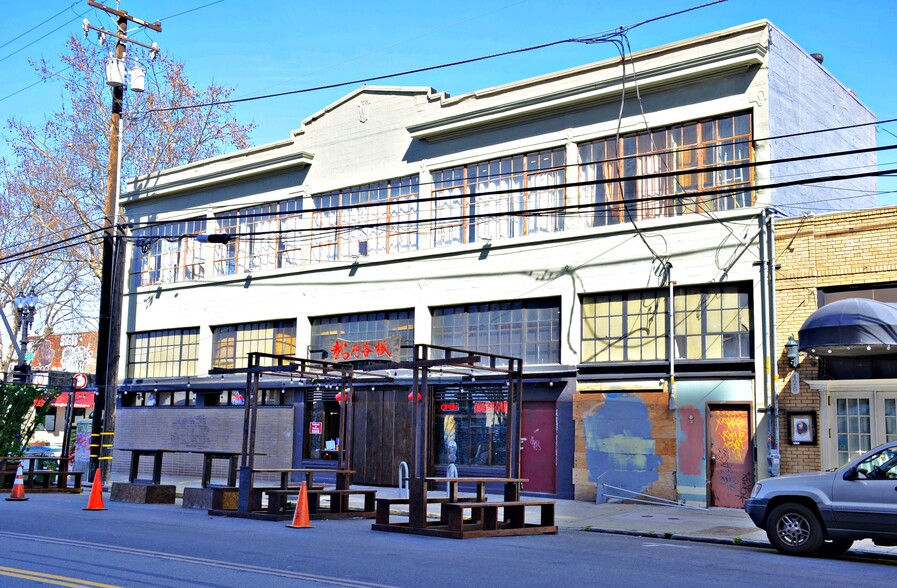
[0, 565, 122, 588]
[0, 531, 393, 587]
[642, 543, 692, 548]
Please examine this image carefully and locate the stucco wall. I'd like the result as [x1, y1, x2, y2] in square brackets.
[766, 26, 876, 213]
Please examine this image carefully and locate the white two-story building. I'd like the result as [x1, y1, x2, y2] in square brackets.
[113, 20, 875, 506]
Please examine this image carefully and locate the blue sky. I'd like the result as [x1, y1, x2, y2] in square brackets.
[2, 0, 895, 204]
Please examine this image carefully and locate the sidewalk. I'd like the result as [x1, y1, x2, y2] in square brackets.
[110, 471, 897, 560]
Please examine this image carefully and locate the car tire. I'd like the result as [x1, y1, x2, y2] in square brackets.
[766, 503, 825, 556]
[819, 538, 854, 555]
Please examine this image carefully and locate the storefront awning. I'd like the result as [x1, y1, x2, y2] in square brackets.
[798, 298, 897, 354]
[50, 391, 95, 408]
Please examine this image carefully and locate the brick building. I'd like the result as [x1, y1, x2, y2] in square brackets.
[775, 207, 897, 474]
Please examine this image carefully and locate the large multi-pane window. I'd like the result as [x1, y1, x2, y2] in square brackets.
[432, 148, 565, 247]
[581, 284, 752, 362]
[310, 310, 414, 363]
[433, 387, 508, 467]
[578, 112, 752, 227]
[130, 218, 207, 287]
[581, 292, 667, 362]
[212, 320, 297, 369]
[127, 328, 200, 378]
[214, 198, 303, 275]
[432, 298, 560, 365]
[311, 176, 419, 262]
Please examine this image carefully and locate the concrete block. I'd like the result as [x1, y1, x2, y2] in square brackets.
[182, 486, 239, 510]
[110, 482, 176, 504]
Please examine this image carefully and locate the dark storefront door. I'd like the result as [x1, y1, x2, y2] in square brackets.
[521, 401, 557, 494]
[707, 403, 753, 508]
[351, 389, 412, 486]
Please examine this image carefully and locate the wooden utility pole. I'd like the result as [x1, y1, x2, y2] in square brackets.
[84, 1, 161, 482]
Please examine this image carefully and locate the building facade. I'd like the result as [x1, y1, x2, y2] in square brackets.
[775, 207, 897, 475]
[113, 21, 875, 505]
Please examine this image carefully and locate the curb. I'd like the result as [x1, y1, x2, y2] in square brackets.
[583, 527, 897, 562]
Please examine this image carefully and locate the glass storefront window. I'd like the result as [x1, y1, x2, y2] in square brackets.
[433, 387, 508, 467]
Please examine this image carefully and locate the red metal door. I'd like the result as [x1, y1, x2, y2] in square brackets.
[708, 404, 753, 508]
[520, 401, 556, 494]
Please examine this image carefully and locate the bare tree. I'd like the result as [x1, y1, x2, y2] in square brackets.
[0, 35, 254, 367]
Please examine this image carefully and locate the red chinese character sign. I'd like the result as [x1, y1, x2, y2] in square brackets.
[309, 421, 323, 435]
[329, 338, 395, 362]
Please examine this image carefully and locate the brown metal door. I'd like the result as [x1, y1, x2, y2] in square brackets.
[520, 401, 557, 494]
[707, 404, 753, 508]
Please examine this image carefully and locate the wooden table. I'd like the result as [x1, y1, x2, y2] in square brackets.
[252, 467, 355, 490]
[118, 448, 246, 487]
[249, 468, 376, 519]
[426, 476, 528, 502]
[0, 456, 82, 490]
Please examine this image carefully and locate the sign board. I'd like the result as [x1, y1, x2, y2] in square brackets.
[309, 421, 323, 435]
[72, 373, 88, 390]
[24, 353, 34, 361]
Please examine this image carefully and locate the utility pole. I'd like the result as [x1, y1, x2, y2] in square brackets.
[84, 1, 160, 483]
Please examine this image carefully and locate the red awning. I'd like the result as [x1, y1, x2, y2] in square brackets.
[50, 392, 95, 408]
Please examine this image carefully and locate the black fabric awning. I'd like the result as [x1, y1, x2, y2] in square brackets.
[798, 298, 897, 352]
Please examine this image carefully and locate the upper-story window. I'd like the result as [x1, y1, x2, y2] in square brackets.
[310, 310, 414, 363]
[432, 148, 566, 247]
[581, 283, 752, 363]
[127, 328, 200, 378]
[130, 218, 207, 287]
[311, 176, 420, 262]
[578, 112, 752, 227]
[432, 298, 560, 365]
[214, 198, 303, 275]
[212, 320, 297, 369]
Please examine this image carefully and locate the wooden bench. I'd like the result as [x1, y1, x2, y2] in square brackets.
[442, 500, 557, 535]
[374, 495, 483, 525]
[263, 487, 376, 517]
[23, 469, 83, 490]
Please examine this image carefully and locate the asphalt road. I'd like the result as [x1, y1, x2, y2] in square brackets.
[1, 493, 894, 587]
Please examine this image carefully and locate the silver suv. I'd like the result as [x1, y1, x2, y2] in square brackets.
[745, 441, 897, 556]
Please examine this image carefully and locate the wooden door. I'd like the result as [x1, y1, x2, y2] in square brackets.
[707, 404, 753, 508]
[520, 401, 557, 494]
[351, 389, 413, 486]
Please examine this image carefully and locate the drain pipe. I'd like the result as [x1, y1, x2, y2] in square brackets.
[667, 261, 675, 411]
[757, 210, 775, 477]
[767, 211, 781, 473]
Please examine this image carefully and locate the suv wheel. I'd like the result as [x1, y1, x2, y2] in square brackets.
[819, 538, 854, 555]
[766, 503, 824, 555]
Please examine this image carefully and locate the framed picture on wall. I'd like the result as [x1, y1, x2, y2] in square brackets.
[788, 411, 816, 445]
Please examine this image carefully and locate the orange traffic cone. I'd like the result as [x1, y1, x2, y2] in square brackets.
[286, 482, 313, 529]
[83, 468, 107, 511]
[5, 464, 29, 501]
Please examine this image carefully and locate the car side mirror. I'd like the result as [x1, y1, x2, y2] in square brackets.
[843, 466, 858, 481]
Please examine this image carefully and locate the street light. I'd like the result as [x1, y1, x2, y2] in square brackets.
[13, 289, 37, 384]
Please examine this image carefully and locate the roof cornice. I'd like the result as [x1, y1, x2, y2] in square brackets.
[409, 29, 767, 141]
[123, 146, 314, 201]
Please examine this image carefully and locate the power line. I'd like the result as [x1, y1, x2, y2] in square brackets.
[125, 140, 897, 229]
[0, 6, 90, 64]
[138, 1, 729, 115]
[0, 2, 78, 51]
[5, 162, 892, 268]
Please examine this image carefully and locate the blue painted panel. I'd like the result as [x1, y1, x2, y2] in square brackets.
[585, 393, 661, 499]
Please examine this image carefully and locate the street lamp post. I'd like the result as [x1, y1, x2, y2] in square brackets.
[13, 290, 37, 384]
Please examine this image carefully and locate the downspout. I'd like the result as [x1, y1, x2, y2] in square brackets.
[667, 261, 675, 411]
[767, 211, 781, 474]
[757, 210, 774, 476]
